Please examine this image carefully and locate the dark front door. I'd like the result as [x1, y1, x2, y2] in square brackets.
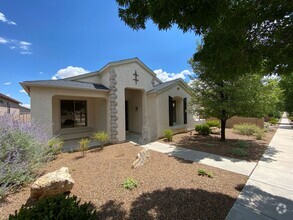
[125, 101, 129, 131]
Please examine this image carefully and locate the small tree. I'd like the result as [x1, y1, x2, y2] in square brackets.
[189, 60, 280, 141]
[79, 138, 90, 157]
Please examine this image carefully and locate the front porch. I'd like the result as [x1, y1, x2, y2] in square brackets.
[52, 94, 108, 141]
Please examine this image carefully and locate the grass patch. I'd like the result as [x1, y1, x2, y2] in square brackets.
[197, 169, 213, 178]
[230, 148, 248, 157]
[122, 178, 138, 190]
[234, 140, 250, 149]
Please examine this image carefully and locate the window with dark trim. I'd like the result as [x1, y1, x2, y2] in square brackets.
[61, 100, 87, 128]
[183, 97, 187, 124]
[169, 96, 173, 126]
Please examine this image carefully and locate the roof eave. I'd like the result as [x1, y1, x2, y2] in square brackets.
[147, 79, 192, 95]
[20, 82, 109, 93]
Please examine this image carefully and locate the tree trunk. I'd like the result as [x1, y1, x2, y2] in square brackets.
[220, 119, 226, 141]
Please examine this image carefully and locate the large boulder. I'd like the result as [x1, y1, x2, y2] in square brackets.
[132, 148, 150, 169]
[30, 167, 74, 200]
[210, 127, 221, 134]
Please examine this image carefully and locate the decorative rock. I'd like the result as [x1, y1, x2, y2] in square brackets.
[132, 148, 150, 169]
[210, 127, 221, 134]
[30, 167, 74, 200]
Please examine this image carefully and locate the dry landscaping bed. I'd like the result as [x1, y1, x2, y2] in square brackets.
[162, 126, 277, 162]
[1, 143, 247, 219]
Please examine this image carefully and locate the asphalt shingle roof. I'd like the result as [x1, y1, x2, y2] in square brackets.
[147, 79, 182, 94]
[22, 79, 109, 91]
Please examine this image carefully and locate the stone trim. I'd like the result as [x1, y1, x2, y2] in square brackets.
[109, 68, 118, 143]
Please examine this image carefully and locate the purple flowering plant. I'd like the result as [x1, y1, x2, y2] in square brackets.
[0, 113, 54, 198]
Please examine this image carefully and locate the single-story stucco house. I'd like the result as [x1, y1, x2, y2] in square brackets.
[20, 58, 194, 144]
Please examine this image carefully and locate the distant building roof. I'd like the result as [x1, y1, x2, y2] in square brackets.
[0, 93, 21, 104]
[21, 79, 109, 94]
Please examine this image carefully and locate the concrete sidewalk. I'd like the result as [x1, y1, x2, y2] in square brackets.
[142, 141, 257, 176]
[226, 114, 293, 220]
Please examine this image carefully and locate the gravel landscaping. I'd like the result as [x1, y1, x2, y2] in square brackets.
[0, 142, 248, 219]
[162, 126, 277, 162]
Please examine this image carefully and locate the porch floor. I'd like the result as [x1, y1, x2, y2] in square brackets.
[63, 138, 101, 152]
[126, 131, 142, 145]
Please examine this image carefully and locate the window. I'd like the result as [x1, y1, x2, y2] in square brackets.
[7, 102, 10, 114]
[61, 100, 87, 128]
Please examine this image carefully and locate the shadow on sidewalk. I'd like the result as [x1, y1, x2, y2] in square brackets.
[235, 184, 293, 219]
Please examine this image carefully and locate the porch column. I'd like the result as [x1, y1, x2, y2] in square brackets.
[109, 68, 118, 143]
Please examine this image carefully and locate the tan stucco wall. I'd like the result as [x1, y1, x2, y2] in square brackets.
[146, 94, 158, 141]
[226, 116, 264, 128]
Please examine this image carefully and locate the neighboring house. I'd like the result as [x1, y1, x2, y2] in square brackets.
[0, 93, 31, 121]
[0, 93, 21, 115]
[21, 58, 194, 143]
[19, 105, 31, 122]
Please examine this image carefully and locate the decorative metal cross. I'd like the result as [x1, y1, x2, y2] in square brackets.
[133, 70, 139, 84]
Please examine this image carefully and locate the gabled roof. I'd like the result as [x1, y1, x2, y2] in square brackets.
[147, 78, 191, 95]
[0, 93, 21, 104]
[66, 57, 163, 83]
[20, 79, 109, 95]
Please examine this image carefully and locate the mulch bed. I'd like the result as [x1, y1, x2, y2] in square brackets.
[0, 143, 248, 219]
[161, 126, 278, 162]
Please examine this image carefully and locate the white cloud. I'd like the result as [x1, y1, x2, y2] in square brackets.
[20, 104, 30, 109]
[20, 51, 32, 55]
[19, 41, 31, 50]
[0, 38, 33, 54]
[6, 94, 11, 97]
[4, 82, 11, 85]
[19, 89, 26, 93]
[154, 69, 194, 82]
[39, 71, 44, 75]
[0, 12, 17, 25]
[0, 36, 9, 44]
[52, 66, 90, 79]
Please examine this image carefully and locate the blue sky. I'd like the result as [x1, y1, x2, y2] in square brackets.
[0, 0, 199, 107]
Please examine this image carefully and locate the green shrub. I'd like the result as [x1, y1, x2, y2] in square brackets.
[122, 178, 138, 190]
[205, 120, 220, 128]
[234, 140, 250, 149]
[253, 129, 265, 140]
[233, 123, 262, 136]
[9, 194, 96, 220]
[230, 148, 248, 157]
[164, 129, 173, 141]
[79, 138, 90, 157]
[289, 116, 293, 121]
[195, 124, 211, 135]
[0, 114, 53, 198]
[269, 117, 279, 125]
[92, 131, 109, 149]
[197, 169, 213, 178]
[47, 137, 64, 158]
